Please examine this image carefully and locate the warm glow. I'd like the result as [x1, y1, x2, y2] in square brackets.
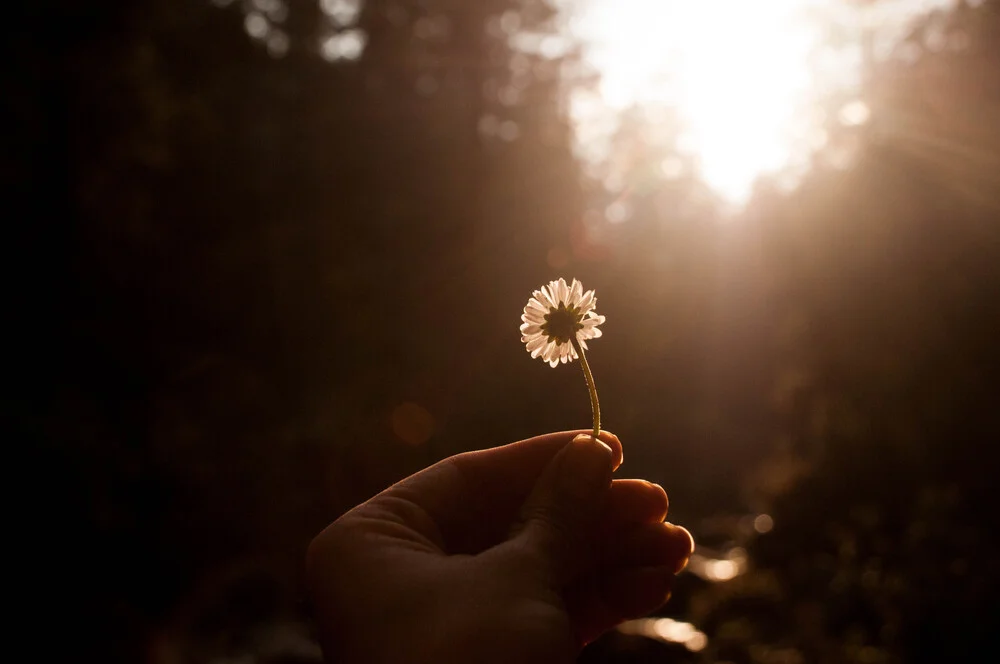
[754, 513, 775, 534]
[619, 618, 710, 652]
[706, 558, 739, 581]
[565, 0, 958, 205]
[687, 546, 748, 582]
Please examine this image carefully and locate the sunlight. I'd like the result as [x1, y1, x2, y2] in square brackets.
[591, 0, 816, 203]
[564, 0, 959, 205]
[673, 1, 818, 202]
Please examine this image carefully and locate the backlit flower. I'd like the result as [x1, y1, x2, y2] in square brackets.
[520, 277, 605, 368]
[520, 277, 607, 440]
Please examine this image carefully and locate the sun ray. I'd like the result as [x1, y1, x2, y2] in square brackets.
[562, 0, 961, 207]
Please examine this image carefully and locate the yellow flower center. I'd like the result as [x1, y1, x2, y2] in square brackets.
[541, 302, 584, 345]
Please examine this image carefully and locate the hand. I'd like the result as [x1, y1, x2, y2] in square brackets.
[305, 430, 694, 664]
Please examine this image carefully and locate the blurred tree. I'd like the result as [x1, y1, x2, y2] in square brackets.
[12, 0, 999, 662]
[10, 0, 590, 661]
[693, 2, 1000, 662]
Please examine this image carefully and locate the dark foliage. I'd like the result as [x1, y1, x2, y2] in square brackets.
[6, 1, 999, 662]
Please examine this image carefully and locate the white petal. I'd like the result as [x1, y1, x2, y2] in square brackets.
[540, 285, 557, 309]
[569, 279, 584, 306]
[551, 281, 564, 306]
[526, 335, 546, 351]
[578, 290, 595, 314]
[533, 289, 552, 309]
[527, 298, 549, 315]
[521, 313, 545, 325]
[523, 307, 545, 322]
[548, 358, 560, 368]
[546, 280, 561, 306]
[542, 342, 558, 362]
[559, 278, 570, 304]
[520, 323, 542, 336]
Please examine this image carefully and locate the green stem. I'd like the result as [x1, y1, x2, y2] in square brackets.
[571, 336, 601, 440]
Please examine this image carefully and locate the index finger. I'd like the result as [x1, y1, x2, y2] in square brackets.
[453, 429, 622, 480]
[374, 430, 622, 553]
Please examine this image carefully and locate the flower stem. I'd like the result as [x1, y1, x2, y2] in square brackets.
[571, 336, 601, 440]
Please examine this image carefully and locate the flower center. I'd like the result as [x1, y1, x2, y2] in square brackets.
[541, 302, 584, 345]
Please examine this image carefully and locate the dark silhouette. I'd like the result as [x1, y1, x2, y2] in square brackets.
[7, 0, 999, 662]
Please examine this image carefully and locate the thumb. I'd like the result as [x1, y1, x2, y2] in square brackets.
[515, 433, 614, 585]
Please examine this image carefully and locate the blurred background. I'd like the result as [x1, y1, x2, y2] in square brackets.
[7, 0, 999, 662]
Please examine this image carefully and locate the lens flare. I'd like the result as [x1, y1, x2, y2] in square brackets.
[564, 0, 958, 205]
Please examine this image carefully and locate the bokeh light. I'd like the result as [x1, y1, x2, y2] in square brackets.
[267, 30, 289, 58]
[244, 12, 269, 40]
[390, 402, 436, 447]
[754, 513, 775, 534]
[321, 29, 367, 61]
[321, 0, 362, 27]
[619, 618, 711, 652]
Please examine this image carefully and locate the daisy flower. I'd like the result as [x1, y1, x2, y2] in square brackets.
[520, 277, 606, 438]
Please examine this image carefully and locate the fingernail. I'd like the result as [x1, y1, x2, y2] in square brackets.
[600, 430, 623, 468]
[664, 523, 695, 573]
[556, 434, 613, 500]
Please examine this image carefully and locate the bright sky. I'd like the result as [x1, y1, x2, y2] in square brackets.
[562, 0, 962, 205]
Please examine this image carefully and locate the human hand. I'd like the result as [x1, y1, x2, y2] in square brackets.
[305, 430, 694, 664]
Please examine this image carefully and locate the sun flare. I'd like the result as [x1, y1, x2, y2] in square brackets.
[565, 0, 957, 205]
